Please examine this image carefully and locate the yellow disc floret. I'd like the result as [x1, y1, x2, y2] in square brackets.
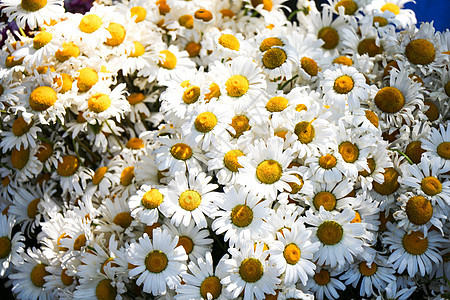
[260, 37, 283, 52]
[0, 237, 11, 259]
[185, 42, 201, 57]
[55, 42, 80, 62]
[229, 115, 250, 138]
[319, 154, 337, 170]
[402, 231, 428, 255]
[333, 56, 353, 66]
[57, 155, 79, 177]
[120, 166, 135, 186]
[158, 50, 177, 69]
[231, 205, 253, 227]
[129, 41, 145, 57]
[200, 276, 222, 299]
[88, 93, 111, 113]
[141, 188, 163, 209]
[179, 190, 201, 211]
[405, 39, 436, 65]
[374, 87, 405, 113]
[33, 31, 52, 50]
[79, 14, 102, 33]
[12, 116, 32, 136]
[105, 23, 126, 46]
[421, 176, 442, 196]
[256, 159, 282, 184]
[194, 9, 213, 22]
[424, 100, 439, 122]
[223, 150, 244, 172]
[301, 57, 319, 76]
[373, 167, 399, 195]
[437, 142, 450, 159]
[313, 191, 337, 211]
[373, 16, 388, 27]
[21, 0, 47, 12]
[130, 6, 146, 23]
[314, 269, 331, 285]
[365, 110, 379, 128]
[294, 121, 315, 144]
[60, 269, 73, 286]
[334, 75, 354, 94]
[405, 141, 425, 164]
[239, 258, 263, 283]
[317, 221, 343, 245]
[284, 243, 301, 265]
[358, 38, 383, 57]
[170, 143, 193, 160]
[406, 196, 433, 225]
[178, 15, 193, 29]
[262, 48, 287, 69]
[381, 3, 400, 14]
[27, 198, 40, 218]
[29, 86, 57, 111]
[54, 73, 73, 94]
[113, 212, 133, 229]
[126, 137, 144, 149]
[183, 86, 201, 104]
[177, 236, 194, 254]
[195, 112, 217, 133]
[96, 279, 117, 300]
[339, 141, 359, 163]
[266, 96, 288, 112]
[145, 250, 168, 273]
[318, 27, 339, 50]
[219, 34, 240, 51]
[226, 75, 249, 97]
[358, 158, 376, 177]
[359, 262, 378, 276]
[335, 0, 358, 15]
[127, 92, 145, 105]
[92, 166, 107, 185]
[30, 264, 49, 287]
[77, 68, 98, 93]
[11, 146, 29, 170]
[251, 0, 273, 11]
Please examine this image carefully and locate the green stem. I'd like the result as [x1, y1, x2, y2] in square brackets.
[72, 138, 84, 167]
[0, 162, 12, 171]
[18, 27, 27, 37]
[105, 121, 124, 150]
[279, 74, 299, 90]
[389, 149, 413, 165]
[288, 9, 300, 21]
[36, 135, 54, 145]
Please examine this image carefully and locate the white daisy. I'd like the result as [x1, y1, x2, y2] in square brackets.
[259, 44, 299, 80]
[421, 123, 450, 170]
[156, 44, 196, 82]
[0, 115, 41, 152]
[129, 184, 166, 226]
[0, 214, 25, 277]
[0, 0, 64, 29]
[301, 266, 346, 300]
[305, 179, 354, 213]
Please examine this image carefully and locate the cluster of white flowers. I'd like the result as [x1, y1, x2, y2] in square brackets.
[0, 0, 449, 299]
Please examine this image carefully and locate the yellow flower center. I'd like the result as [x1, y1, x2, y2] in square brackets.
[365, 110, 379, 128]
[314, 269, 331, 285]
[404, 141, 425, 164]
[287, 173, 304, 194]
[170, 143, 193, 160]
[0, 237, 12, 259]
[266, 96, 288, 112]
[12, 116, 32, 137]
[358, 38, 383, 57]
[204, 83, 221, 101]
[200, 276, 222, 299]
[60, 269, 73, 286]
[120, 166, 135, 186]
[294, 121, 315, 144]
[92, 166, 107, 185]
[11, 146, 29, 170]
[313, 191, 336, 211]
[300, 57, 319, 76]
[194, 9, 213, 22]
[88, 93, 111, 113]
[29, 86, 57, 111]
[223, 150, 244, 172]
[402, 231, 428, 255]
[158, 50, 177, 69]
[126, 138, 144, 149]
[195, 112, 217, 133]
[256, 159, 282, 184]
[231, 205, 253, 227]
[444, 81, 450, 97]
[178, 15, 193, 29]
[145, 250, 168, 273]
[359, 262, 378, 276]
[381, 3, 400, 14]
[358, 158, 376, 177]
[319, 154, 337, 170]
[27, 198, 40, 218]
[57, 155, 79, 177]
[56, 233, 68, 251]
[156, 0, 170, 15]
[406, 196, 433, 225]
[317, 221, 343, 245]
[21, 0, 47, 11]
[339, 141, 359, 163]
[53, 73, 73, 94]
[36, 66, 55, 74]
[333, 75, 354, 94]
[177, 236, 194, 255]
[229, 115, 250, 138]
[373, 16, 388, 27]
[0, 85, 3, 96]
[74, 234, 86, 251]
[335, 0, 358, 15]
[33, 31, 52, 50]
[30, 264, 49, 287]
[262, 48, 287, 69]
[105, 23, 126, 46]
[226, 75, 249, 97]
[127, 93, 145, 105]
[79, 14, 102, 33]
[5, 55, 23, 68]
[130, 6, 146, 23]
[284, 243, 301, 265]
[96, 279, 117, 300]
[296, 104, 307, 112]
[179, 190, 201, 211]
[1, 177, 10, 188]
[437, 142, 450, 159]
[127, 41, 145, 57]
[239, 258, 263, 283]
[421, 176, 442, 196]
[251, 0, 273, 11]
[143, 223, 162, 239]
[220, 9, 234, 18]
[373, 167, 399, 195]
[351, 211, 362, 223]
[219, 34, 240, 51]
[77, 68, 98, 93]
[374, 86, 405, 113]
[318, 27, 339, 50]
[405, 39, 436, 65]
[55, 42, 80, 62]
[333, 56, 353, 66]
[182, 86, 201, 104]
[424, 100, 439, 122]
[113, 212, 133, 229]
[101, 258, 119, 275]
[260, 37, 283, 52]
[185, 42, 201, 57]
[141, 188, 163, 209]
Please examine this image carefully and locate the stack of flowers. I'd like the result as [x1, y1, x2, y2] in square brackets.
[0, 0, 448, 299]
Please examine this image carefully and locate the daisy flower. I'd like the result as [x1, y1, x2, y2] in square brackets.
[176, 252, 229, 300]
[0, 115, 41, 152]
[301, 266, 346, 300]
[270, 225, 320, 286]
[161, 172, 219, 229]
[237, 136, 301, 201]
[129, 184, 166, 226]
[43, 263, 77, 299]
[0, 214, 25, 277]
[211, 186, 272, 248]
[211, 56, 267, 111]
[95, 197, 137, 237]
[156, 44, 196, 82]
[0, 0, 65, 29]
[366, 0, 416, 28]
[305, 207, 367, 268]
[126, 229, 187, 296]
[357, 146, 393, 191]
[382, 222, 446, 277]
[259, 44, 298, 80]
[421, 123, 450, 170]
[51, 154, 91, 196]
[305, 179, 354, 213]
[304, 148, 348, 183]
[322, 65, 370, 111]
[221, 242, 281, 300]
[378, 281, 417, 300]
